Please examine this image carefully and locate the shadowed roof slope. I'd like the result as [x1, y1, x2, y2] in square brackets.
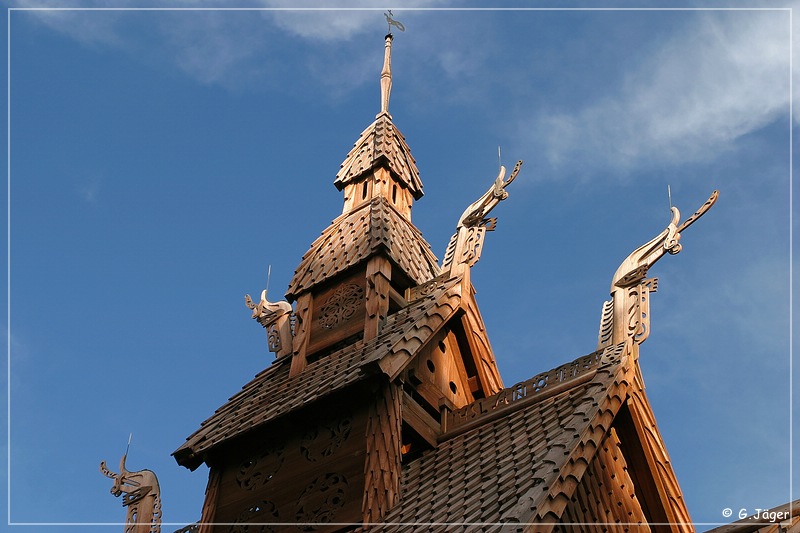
[362, 342, 632, 532]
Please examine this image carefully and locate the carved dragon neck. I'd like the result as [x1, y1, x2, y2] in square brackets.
[100, 454, 162, 533]
[441, 160, 523, 273]
[597, 190, 718, 350]
[245, 290, 294, 357]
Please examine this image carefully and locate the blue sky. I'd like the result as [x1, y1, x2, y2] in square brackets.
[3, 2, 796, 531]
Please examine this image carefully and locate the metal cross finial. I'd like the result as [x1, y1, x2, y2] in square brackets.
[385, 10, 405, 33]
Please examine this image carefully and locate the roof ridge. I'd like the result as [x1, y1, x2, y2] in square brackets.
[441, 342, 628, 440]
[507, 344, 634, 525]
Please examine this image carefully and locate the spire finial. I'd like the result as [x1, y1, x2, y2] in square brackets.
[381, 11, 404, 115]
[380, 32, 393, 115]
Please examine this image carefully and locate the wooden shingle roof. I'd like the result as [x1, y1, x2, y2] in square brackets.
[334, 112, 423, 199]
[285, 196, 440, 300]
[363, 342, 632, 531]
[173, 275, 463, 470]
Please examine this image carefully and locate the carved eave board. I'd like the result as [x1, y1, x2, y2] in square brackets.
[370, 342, 693, 532]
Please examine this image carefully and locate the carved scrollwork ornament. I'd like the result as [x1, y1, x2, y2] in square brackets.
[598, 190, 718, 349]
[236, 444, 285, 491]
[299, 415, 353, 462]
[318, 284, 364, 329]
[100, 454, 162, 533]
[229, 500, 279, 533]
[441, 160, 522, 272]
[294, 473, 349, 529]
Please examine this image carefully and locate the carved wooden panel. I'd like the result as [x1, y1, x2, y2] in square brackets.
[211, 396, 368, 533]
[307, 272, 367, 356]
[318, 284, 365, 330]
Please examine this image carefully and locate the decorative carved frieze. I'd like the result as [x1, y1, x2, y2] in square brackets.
[445, 342, 626, 433]
[405, 272, 451, 303]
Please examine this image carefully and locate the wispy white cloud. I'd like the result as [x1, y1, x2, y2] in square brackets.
[155, 12, 270, 88]
[257, 0, 451, 41]
[20, 3, 126, 48]
[18, 1, 454, 90]
[528, 10, 792, 177]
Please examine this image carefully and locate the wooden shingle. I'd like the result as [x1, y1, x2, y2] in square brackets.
[334, 112, 423, 200]
[286, 197, 439, 300]
[360, 343, 632, 532]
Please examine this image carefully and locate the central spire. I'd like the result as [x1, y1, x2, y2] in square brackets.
[380, 33, 393, 116]
[334, 30, 423, 218]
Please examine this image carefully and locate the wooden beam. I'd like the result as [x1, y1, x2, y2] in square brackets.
[388, 285, 406, 309]
[365, 255, 391, 342]
[402, 392, 439, 448]
[289, 292, 312, 377]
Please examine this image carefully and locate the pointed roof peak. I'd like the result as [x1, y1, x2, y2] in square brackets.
[334, 27, 423, 200]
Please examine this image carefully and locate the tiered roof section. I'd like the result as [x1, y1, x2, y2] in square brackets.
[334, 112, 423, 200]
[365, 343, 631, 531]
[174, 275, 463, 470]
[286, 196, 439, 301]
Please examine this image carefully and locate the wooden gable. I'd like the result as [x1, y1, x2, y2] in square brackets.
[557, 391, 692, 532]
[199, 388, 372, 533]
[368, 341, 694, 532]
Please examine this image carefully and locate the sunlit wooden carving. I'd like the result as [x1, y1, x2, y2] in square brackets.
[441, 160, 523, 271]
[318, 284, 365, 330]
[100, 454, 162, 533]
[245, 290, 293, 356]
[598, 190, 718, 349]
